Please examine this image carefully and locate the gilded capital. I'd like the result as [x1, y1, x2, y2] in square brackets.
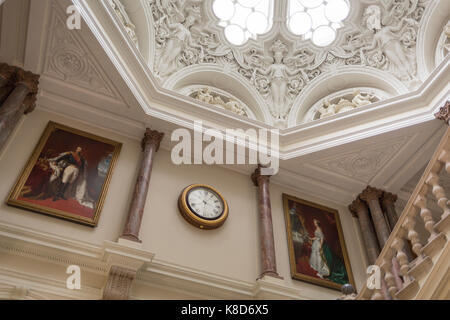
[141, 128, 164, 152]
[435, 101, 450, 124]
[359, 186, 383, 202]
[348, 197, 368, 218]
[251, 164, 271, 186]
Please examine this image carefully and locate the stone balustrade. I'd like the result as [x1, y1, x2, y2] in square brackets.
[357, 124, 450, 300]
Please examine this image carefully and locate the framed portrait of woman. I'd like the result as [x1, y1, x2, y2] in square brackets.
[282, 194, 355, 291]
[7, 122, 122, 227]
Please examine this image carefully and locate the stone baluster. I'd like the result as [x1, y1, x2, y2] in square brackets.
[349, 198, 380, 265]
[360, 186, 391, 248]
[413, 185, 438, 242]
[252, 165, 281, 279]
[391, 233, 412, 285]
[403, 209, 422, 258]
[426, 169, 450, 222]
[121, 128, 164, 242]
[438, 149, 450, 177]
[0, 68, 39, 151]
[381, 249, 398, 298]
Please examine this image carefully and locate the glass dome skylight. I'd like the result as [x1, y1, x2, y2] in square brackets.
[288, 0, 350, 46]
[213, 0, 274, 46]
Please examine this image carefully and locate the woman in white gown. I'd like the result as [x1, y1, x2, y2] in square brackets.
[309, 219, 330, 279]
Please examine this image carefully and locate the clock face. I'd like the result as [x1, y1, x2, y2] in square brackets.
[187, 187, 224, 220]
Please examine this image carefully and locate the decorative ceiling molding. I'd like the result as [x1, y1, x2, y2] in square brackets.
[435, 20, 450, 66]
[43, 1, 123, 100]
[144, 0, 431, 127]
[306, 135, 413, 183]
[71, 0, 450, 161]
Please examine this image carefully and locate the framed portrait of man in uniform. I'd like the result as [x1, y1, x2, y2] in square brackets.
[7, 122, 122, 226]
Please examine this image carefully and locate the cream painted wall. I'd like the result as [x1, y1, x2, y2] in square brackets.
[0, 108, 140, 245]
[0, 108, 367, 299]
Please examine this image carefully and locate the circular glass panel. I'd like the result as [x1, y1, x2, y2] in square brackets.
[289, 11, 312, 35]
[312, 25, 336, 47]
[213, 0, 273, 45]
[247, 11, 269, 34]
[225, 24, 246, 45]
[288, 0, 350, 46]
[213, 0, 235, 21]
[325, 0, 350, 22]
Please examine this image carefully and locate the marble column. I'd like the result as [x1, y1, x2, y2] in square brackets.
[0, 63, 15, 104]
[360, 186, 391, 249]
[349, 197, 380, 265]
[381, 192, 400, 231]
[251, 165, 281, 279]
[121, 128, 164, 242]
[0, 68, 39, 151]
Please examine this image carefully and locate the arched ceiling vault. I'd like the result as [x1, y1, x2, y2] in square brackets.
[71, 0, 450, 159]
[105, 0, 450, 128]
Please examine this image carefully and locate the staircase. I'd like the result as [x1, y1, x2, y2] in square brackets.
[357, 126, 450, 300]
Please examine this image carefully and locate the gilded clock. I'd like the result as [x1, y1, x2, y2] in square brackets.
[178, 184, 228, 229]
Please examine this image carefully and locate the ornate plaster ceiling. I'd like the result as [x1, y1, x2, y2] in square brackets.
[104, 0, 450, 128]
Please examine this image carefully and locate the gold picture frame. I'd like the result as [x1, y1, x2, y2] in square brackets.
[283, 193, 355, 291]
[7, 121, 122, 227]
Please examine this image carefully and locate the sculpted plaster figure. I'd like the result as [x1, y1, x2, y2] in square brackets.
[318, 101, 337, 119]
[157, 6, 204, 77]
[192, 88, 248, 117]
[148, 0, 428, 123]
[254, 41, 300, 120]
[225, 100, 246, 117]
[444, 20, 450, 54]
[108, 0, 139, 47]
[195, 87, 214, 104]
[352, 90, 375, 107]
[363, 5, 417, 81]
[318, 91, 377, 119]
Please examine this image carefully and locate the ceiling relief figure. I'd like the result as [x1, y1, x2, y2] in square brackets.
[443, 20, 450, 57]
[317, 90, 378, 120]
[108, 0, 139, 48]
[191, 87, 249, 117]
[246, 40, 307, 122]
[360, 5, 419, 83]
[147, 0, 431, 125]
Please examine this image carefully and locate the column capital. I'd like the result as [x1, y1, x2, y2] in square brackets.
[141, 128, 164, 152]
[15, 69, 39, 93]
[360, 186, 383, 202]
[0, 63, 16, 82]
[435, 101, 450, 124]
[251, 164, 271, 187]
[382, 192, 397, 206]
[348, 197, 368, 218]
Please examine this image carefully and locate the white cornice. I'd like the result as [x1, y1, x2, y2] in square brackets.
[0, 221, 341, 300]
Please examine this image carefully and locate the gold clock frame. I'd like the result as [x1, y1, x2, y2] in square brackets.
[178, 184, 229, 230]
